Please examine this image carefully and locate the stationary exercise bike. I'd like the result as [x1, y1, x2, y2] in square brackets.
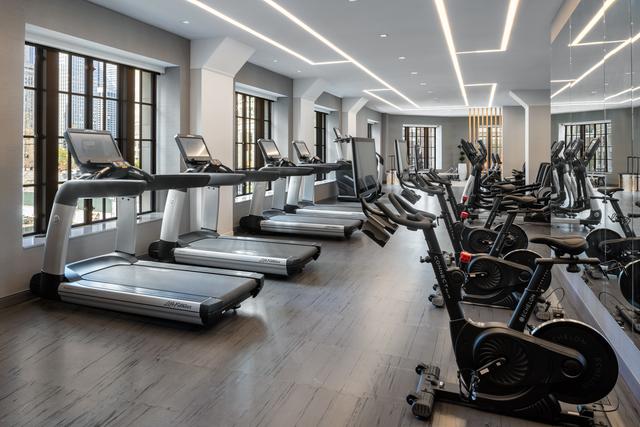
[395, 140, 549, 309]
[371, 194, 618, 426]
[586, 190, 640, 308]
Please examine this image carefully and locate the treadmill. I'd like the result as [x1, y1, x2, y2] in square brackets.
[239, 139, 363, 238]
[30, 129, 263, 326]
[148, 134, 321, 276]
[283, 140, 366, 221]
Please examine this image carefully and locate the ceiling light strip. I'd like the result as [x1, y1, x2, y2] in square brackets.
[263, 0, 420, 108]
[489, 83, 497, 107]
[570, 0, 618, 46]
[604, 85, 638, 100]
[500, 0, 520, 50]
[363, 90, 402, 110]
[434, 0, 469, 105]
[553, 31, 640, 98]
[185, 0, 345, 66]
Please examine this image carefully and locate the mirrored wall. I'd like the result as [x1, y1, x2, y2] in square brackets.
[551, 0, 639, 349]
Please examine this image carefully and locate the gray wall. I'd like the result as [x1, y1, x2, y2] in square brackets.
[0, 0, 190, 299]
[551, 107, 635, 182]
[382, 114, 468, 171]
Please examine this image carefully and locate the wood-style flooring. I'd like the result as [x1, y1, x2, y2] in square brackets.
[0, 192, 637, 426]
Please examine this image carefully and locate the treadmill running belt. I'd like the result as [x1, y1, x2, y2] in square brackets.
[267, 215, 361, 228]
[189, 238, 318, 260]
[83, 264, 256, 301]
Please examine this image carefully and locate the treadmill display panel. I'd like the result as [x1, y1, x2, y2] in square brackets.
[176, 135, 212, 161]
[351, 137, 378, 199]
[293, 141, 311, 159]
[258, 139, 281, 160]
[65, 130, 124, 166]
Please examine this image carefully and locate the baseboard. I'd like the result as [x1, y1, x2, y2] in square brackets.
[554, 265, 640, 403]
[0, 290, 35, 309]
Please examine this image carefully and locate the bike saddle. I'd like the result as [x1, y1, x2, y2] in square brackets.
[503, 194, 537, 206]
[597, 186, 623, 196]
[492, 183, 516, 193]
[529, 235, 587, 255]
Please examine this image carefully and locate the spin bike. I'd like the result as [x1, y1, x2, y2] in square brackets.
[586, 188, 640, 308]
[370, 193, 619, 426]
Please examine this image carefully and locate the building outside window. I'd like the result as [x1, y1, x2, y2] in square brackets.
[315, 111, 327, 181]
[477, 125, 503, 168]
[235, 92, 273, 196]
[564, 122, 612, 173]
[21, 43, 157, 236]
[404, 126, 436, 170]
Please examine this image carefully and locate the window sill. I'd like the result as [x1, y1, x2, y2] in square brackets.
[22, 212, 163, 249]
[235, 190, 274, 203]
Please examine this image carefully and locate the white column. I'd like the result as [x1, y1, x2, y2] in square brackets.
[190, 37, 254, 235]
[341, 97, 368, 137]
[509, 90, 551, 184]
[501, 105, 526, 178]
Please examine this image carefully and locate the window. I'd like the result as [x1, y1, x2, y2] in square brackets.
[477, 125, 503, 167]
[404, 126, 436, 170]
[367, 122, 373, 139]
[315, 111, 327, 181]
[564, 122, 612, 173]
[21, 43, 157, 236]
[235, 92, 272, 196]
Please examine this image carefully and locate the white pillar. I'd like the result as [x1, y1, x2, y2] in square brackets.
[501, 105, 526, 178]
[509, 90, 551, 184]
[190, 37, 254, 235]
[341, 97, 368, 137]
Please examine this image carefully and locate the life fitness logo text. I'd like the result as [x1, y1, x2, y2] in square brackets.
[164, 300, 193, 310]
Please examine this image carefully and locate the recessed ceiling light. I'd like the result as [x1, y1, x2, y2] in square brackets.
[591, 90, 598, 94]
[398, 56, 406, 60]
[181, 20, 190, 24]
[296, 70, 301, 73]
[348, 0, 358, 2]
[411, 71, 418, 75]
[420, 82, 426, 86]
[379, 34, 388, 38]
[427, 90, 433, 94]
[273, 59, 278, 62]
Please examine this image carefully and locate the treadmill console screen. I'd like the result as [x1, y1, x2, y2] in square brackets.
[258, 139, 281, 160]
[293, 141, 311, 159]
[175, 135, 212, 161]
[350, 137, 378, 199]
[65, 130, 124, 167]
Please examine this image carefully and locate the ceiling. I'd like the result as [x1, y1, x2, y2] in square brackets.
[89, 0, 563, 116]
[551, 0, 640, 114]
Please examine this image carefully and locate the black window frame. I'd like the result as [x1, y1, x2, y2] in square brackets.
[403, 126, 437, 170]
[21, 42, 158, 237]
[315, 111, 327, 181]
[235, 92, 273, 196]
[564, 122, 611, 173]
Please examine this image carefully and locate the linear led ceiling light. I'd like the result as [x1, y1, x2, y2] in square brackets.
[457, 0, 520, 54]
[551, 31, 640, 99]
[262, 0, 420, 108]
[363, 90, 402, 110]
[434, 0, 469, 105]
[465, 83, 498, 107]
[604, 85, 639, 100]
[185, 0, 348, 66]
[570, 0, 618, 46]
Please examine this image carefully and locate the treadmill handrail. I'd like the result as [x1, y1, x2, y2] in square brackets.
[54, 179, 147, 206]
[236, 170, 281, 182]
[262, 166, 315, 177]
[146, 174, 211, 191]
